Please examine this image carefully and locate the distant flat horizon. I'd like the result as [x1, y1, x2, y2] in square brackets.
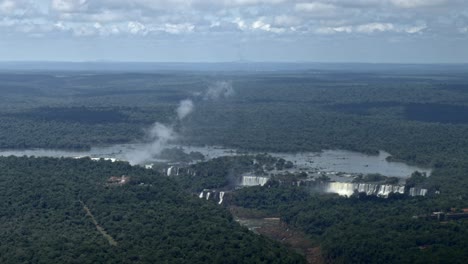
[1, 60, 467, 65]
[1, 61, 467, 73]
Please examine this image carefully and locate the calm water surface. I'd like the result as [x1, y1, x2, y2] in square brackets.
[0, 144, 431, 178]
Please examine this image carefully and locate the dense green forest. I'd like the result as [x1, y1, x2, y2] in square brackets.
[174, 154, 289, 192]
[231, 186, 468, 263]
[2, 70, 468, 194]
[0, 156, 304, 263]
[1, 68, 468, 263]
[2, 71, 468, 167]
[164, 154, 468, 263]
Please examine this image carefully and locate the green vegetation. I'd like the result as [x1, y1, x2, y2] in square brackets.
[159, 147, 205, 162]
[3, 71, 468, 170]
[2, 68, 468, 263]
[175, 154, 283, 192]
[231, 186, 468, 264]
[0, 156, 304, 263]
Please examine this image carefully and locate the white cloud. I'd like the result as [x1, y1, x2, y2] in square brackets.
[225, 0, 285, 6]
[0, 0, 33, 15]
[251, 19, 285, 33]
[90, 10, 127, 23]
[404, 24, 426, 34]
[234, 17, 248, 31]
[333, 26, 353, 33]
[128, 21, 147, 35]
[0, 0, 466, 40]
[316, 25, 353, 34]
[274, 15, 301, 27]
[390, 0, 447, 8]
[208, 20, 240, 32]
[161, 23, 195, 34]
[54, 21, 67, 31]
[0, 0, 15, 13]
[317, 22, 427, 35]
[51, 0, 88, 13]
[295, 2, 336, 13]
[356, 23, 395, 33]
[0, 0, 467, 62]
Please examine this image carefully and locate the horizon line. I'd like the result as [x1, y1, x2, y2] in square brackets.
[0, 60, 467, 65]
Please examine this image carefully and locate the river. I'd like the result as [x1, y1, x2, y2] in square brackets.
[0, 144, 431, 178]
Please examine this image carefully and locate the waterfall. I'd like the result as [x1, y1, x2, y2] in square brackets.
[167, 166, 174, 176]
[398, 186, 405, 194]
[325, 182, 406, 197]
[409, 187, 428, 196]
[241, 176, 269, 186]
[356, 183, 379, 195]
[377, 185, 395, 197]
[197, 190, 225, 205]
[218, 192, 225, 204]
[326, 182, 355, 196]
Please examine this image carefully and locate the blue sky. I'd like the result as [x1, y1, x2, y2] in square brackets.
[1, 0, 468, 63]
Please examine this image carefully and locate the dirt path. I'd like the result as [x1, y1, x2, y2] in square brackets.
[230, 206, 324, 264]
[80, 200, 118, 246]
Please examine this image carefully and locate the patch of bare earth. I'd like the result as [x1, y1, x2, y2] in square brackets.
[230, 206, 324, 264]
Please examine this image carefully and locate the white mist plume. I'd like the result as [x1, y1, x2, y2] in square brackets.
[149, 122, 177, 142]
[125, 99, 194, 164]
[144, 122, 177, 157]
[204, 81, 234, 100]
[176, 99, 194, 120]
[126, 82, 233, 165]
[125, 122, 177, 165]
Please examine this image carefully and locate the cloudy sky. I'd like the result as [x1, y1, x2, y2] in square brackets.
[1, 0, 468, 63]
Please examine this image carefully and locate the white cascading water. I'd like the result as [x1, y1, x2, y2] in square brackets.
[377, 185, 393, 197]
[409, 187, 428, 196]
[199, 191, 204, 199]
[356, 183, 379, 195]
[218, 192, 225, 204]
[398, 186, 405, 194]
[206, 192, 211, 200]
[326, 182, 405, 197]
[326, 182, 355, 196]
[167, 166, 174, 176]
[241, 176, 269, 186]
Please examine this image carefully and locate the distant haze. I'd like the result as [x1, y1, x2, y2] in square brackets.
[1, 62, 467, 73]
